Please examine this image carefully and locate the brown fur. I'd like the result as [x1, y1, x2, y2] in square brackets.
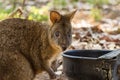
[0, 10, 76, 80]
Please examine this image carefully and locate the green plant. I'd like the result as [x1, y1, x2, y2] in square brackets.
[0, 8, 12, 20]
[29, 13, 48, 21]
[91, 8, 102, 21]
[87, 0, 109, 7]
[28, 6, 48, 21]
[53, 0, 67, 7]
[86, 0, 109, 21]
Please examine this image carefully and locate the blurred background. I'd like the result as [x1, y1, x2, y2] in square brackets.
[0, 0, 119, 21]
[0, 0, 120, 49]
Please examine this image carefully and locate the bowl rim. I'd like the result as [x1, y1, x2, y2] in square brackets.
[62, 49, 112, 60]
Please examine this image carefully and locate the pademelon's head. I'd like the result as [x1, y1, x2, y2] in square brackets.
[49, 10, 76, 51]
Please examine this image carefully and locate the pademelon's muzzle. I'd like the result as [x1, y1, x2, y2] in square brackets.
[61, 44, 67, 51]
[62, 47, 67, 51]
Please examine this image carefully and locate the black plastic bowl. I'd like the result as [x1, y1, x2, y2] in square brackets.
[62, 50, 120, 80]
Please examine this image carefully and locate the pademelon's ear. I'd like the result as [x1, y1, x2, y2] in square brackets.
[67, 10, 77, 20]
[50, 11, 61, 24]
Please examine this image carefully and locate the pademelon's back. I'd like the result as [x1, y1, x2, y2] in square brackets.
[0, 18, 48, 51]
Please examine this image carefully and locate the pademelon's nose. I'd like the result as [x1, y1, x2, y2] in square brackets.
[62, 44, 67, 51]
[62, 47, 67, 51]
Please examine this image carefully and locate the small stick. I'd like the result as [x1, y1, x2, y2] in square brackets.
[8, 7, 23, 18]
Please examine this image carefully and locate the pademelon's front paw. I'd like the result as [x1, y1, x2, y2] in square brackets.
[49, 72, 57, 79]
[50, 74, 60, 80]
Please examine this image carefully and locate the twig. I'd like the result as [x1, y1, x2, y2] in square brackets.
[22, 0, 26, 9]
[8, 7, 23, 18]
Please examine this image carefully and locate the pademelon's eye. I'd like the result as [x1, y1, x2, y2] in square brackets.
[67, 32, 71, 37]
[55, 31, 60, 37]
[67, 31, 71, 38]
